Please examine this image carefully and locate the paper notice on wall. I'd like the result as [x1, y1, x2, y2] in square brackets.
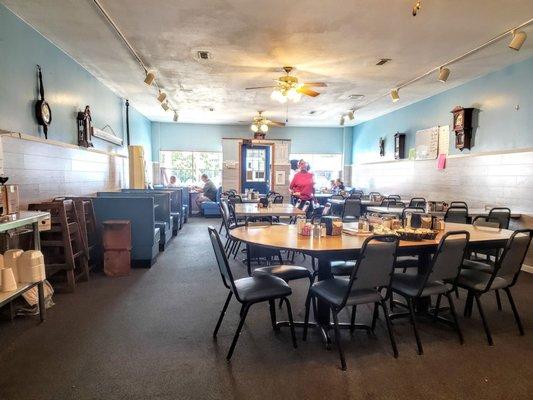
[437, 154, 446, 170]
[438, 125, 450, 156]
[415, 126, 439, 160]
[275, 170, 286, 185]
[274, 141, 290, 165]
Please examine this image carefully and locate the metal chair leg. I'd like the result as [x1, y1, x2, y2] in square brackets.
[332, 310, 346, 371]
[302, 292, 312, 341]
[464, 291, 474, 318]
[233, 242, 241, 259]
[495, 289, 502, 311]
[433, 294, 442, 322]
[380, 300, 399, 358]
[269, 299, 279, 331]
[504, 287, 524, 335]
[284, 297, 298, 349]
[446, 292, 464, 345]
[474, 294, 493, 346]
[350, 306, 357, 333]
[371, 302, 379, 333]
[407, 298, 423, 355]
[226, 303, 250, 361]
[213, 291, 233, 338]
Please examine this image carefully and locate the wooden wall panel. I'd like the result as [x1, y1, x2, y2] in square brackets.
[1, 135, 127, 207]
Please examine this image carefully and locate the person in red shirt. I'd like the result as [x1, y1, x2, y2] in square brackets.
[290, 160, 315, 202]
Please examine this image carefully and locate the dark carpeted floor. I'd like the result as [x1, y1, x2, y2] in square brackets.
[1, 218, 533, 400]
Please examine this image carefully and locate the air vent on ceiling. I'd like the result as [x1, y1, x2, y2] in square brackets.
[197, 51, 211, 60]
[376, 58, 391, 65]
[308, 110, 317, 115]
[348, 94, 365, 100]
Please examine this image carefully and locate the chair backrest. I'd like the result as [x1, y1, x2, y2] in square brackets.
[294, 198, 302, 208]
[322, 202, 332, 216]
[369, 192, 381, 197]
[472, 215, 501, 228]
[331, 194, 344, 201]
[301, 201, 311, 212]
[208, 226, 239, 296]
[219, 199, 232, 233]
[409, 197, 426, 208]
[488, 207, 511, 229]
[273, 195, 284, 204]
[228, 194, 242, 204]
[342, 198, 362, 219]
[493, 229, 533, 286]
[450, 201, 468, 209]
[425, 231, 470, 286]
[444, 207, 469, 224]
[388, 195, 401, 200]
[343, 235, 399, 307]
[401, 207, 425, 220]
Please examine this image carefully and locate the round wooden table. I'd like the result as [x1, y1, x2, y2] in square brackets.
[230, 222, 513, 344]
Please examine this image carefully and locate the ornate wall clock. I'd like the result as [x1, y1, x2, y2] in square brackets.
[451, 106, 474, 150]
[35, 65, 52, 139]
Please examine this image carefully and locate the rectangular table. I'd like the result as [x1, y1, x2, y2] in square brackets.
[234, 203, 305, 218]
[366, 206, 522, 218]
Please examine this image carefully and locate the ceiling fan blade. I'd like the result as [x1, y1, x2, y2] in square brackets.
[303, 82, 327, 87]
[245, 86, 276, 90]
[297, 86, 320, 97]
[268, 121, 286, 127]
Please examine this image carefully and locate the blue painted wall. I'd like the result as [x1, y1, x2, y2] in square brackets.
[151, 122, 345, 161]
[128, 106, 152, 160]
[0, 5, 151, 160]
[352, 57, 533, 162]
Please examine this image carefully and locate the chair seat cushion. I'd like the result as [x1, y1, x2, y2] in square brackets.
[253, 265, 312, 281]
[330, 261, 356, 276]
[457, 269, 509, 291]
[392, 272, 451, 297]
[234, 275, 291, 302]
[310, 278, 382, 307]
[462, 259, 493, 273]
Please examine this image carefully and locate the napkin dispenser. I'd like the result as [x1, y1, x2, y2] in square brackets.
[258, 197, 269, 208]
[321, 216, 342, 236]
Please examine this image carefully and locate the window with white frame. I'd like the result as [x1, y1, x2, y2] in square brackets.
[160, 151, 222, 186]
[290, 153, 343, 190]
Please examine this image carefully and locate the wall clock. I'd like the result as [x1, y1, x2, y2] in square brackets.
[450, 106, 474, 150]
[35, 65, 52, 139]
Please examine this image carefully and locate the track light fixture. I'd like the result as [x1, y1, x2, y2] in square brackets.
[509, 30, 527, 51]
[412, 0, 421, 16]
[161, 102, 169, 111]
[390, 89, 400, 103]
[339, 115, 345, 126]
[173, 111, 179, 122]
[347, 111, 355, 121]
[438, 67, 450, 83]
[157, 91, 167, 103]
[144, 70, 156, 86]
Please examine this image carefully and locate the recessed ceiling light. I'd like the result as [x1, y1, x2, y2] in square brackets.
[197, 51, 211, 60]
[376, 58, 392, 66]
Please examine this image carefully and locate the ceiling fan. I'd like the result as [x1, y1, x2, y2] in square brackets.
[245, 66, 327, 103]
[250, 111, 285, 133]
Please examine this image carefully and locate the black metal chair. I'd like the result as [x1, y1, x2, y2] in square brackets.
[369, 191, 381, 197]
[458, 229, 532, 345]
[273, 195, 284, 204]
[450, 201, 468, 209]
[390, 231, 469, 355]
[330, 194, 345, 201]
[401, 207, 425, 220]
[488, 207, 511, 229]
[409, 197, 426, 208]
[388, 195, 401, 201]
[444, 206, 469, 224]
[342, 198, 362, 222]
[322, 202, 332, 216]
[303, 235, 400, 370]
[209, 227, 297, 361]
[228, 194, 242, 204]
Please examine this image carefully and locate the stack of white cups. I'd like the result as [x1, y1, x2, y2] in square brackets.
[0, 249, 46, 292]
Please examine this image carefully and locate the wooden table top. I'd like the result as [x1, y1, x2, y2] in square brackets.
[230, 222, 513, 253]
[234, 203, 306, 217]
[366, 206, 522, 218]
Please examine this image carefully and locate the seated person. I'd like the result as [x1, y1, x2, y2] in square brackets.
[335, 178, 345, 191]
[168, 175, 178, 187]
[193, 174, 217, 208]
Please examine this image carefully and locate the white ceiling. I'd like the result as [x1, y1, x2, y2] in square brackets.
[3, 0, 533, 126]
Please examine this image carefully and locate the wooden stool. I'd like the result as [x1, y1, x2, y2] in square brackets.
[28, 200, 89, 292]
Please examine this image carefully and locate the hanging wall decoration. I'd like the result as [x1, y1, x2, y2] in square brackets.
[77, 105, 94, 148]
[34, 65, 52, 139]
[379, 137, 385, 157]
[451, 106, 475, 150]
